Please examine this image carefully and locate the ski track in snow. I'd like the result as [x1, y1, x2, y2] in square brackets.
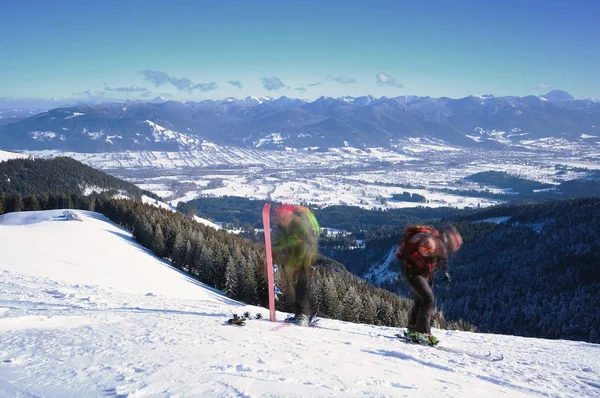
[0, 210, 598, 397]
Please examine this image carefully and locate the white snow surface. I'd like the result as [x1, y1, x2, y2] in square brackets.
[0, 209, 599, 397]
[65, 112, 85, 120]
[192, 215, 221, 230]
[0, 150, 27, 162]
[141, 195, 176, 212]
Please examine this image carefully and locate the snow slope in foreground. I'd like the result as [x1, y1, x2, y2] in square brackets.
[0, 210, 599, 397]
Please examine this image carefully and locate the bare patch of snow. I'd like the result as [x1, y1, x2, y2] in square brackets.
[30, 131, 57, 140]
[64, 112, 85, 120]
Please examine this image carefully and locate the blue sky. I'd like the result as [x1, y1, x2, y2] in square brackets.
[1, 0, 599, 101]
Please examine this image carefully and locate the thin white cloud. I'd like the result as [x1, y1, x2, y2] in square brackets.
[139, 70, 218, 92]
[376, 73, 403, 88]
[326, 75, 356, 85]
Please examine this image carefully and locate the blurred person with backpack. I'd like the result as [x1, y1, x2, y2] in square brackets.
[272, 204, 320, 326]
[395, 224, 463, 345]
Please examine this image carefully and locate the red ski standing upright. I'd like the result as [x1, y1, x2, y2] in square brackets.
[262, 202, 276, 322]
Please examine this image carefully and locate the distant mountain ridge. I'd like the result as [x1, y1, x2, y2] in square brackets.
[0, 91, 598, 152]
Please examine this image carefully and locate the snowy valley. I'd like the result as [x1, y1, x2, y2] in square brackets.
[22, 136, 600, 212]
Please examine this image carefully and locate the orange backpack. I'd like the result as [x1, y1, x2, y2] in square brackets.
[397, 225, 439, 272]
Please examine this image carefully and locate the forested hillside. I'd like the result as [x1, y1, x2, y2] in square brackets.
[445, 198, 600, 343]
[0, 156, 159, 200]
[332, 198, 600, 343]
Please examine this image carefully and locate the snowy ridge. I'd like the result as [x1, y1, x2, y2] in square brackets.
[192, 215, 221, 230]
[145, 120, 202, 149]
[0, 149, 27, 162]
[64, 112, 85, 120]
[0, 209, 599, 397]
[142, 194, 176, 212]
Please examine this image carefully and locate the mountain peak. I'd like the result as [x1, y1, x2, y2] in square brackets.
[543, 90, 574, 102]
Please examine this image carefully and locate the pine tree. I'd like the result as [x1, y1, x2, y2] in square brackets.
[172, 232, 186, 269]
[163, 221, 178, 259]
[361, 295, 377, 325]
[254, 253, 269, 307]
[241, 262, 258, 305]
[137, 217, 154, 249]
[70, 193, 79, 209]
[377, 301, 395, 326]
[198, 245, 215, 284]
[224, 256, 238, 298]
[395, 305, 408, 329]
[8, 193, 23, 212]
[24, 194, 41, 211]
[342, 286, 362, 323]
[308, 273, 324, 316]
[153, 224, 166, 258]
[190, 235, 204, 278]
[213, 244, 231, 290]
[185, 240, 194, 272]
[62, 193, 74, 209]
[322, 276, 340, 319]
[233, 246, 246, 291]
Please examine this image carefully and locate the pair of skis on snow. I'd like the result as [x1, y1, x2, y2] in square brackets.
[226, 312, 320, 328]
[390, 332, 504, 362]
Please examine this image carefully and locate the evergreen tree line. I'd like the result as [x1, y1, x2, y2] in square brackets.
[444, 198, 600, 343]
[185, 195, 475, 234]
[0, 191, 472, 331]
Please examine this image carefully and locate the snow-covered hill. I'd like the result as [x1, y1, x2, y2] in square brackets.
[0, 209, 598, 397]
[0, 149, 26, 162]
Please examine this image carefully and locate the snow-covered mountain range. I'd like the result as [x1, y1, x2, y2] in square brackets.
[1, 209, 598, 397]
[0, 90, 598, 152]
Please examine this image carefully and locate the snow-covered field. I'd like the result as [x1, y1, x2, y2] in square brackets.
[0, 209, 599, 397]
